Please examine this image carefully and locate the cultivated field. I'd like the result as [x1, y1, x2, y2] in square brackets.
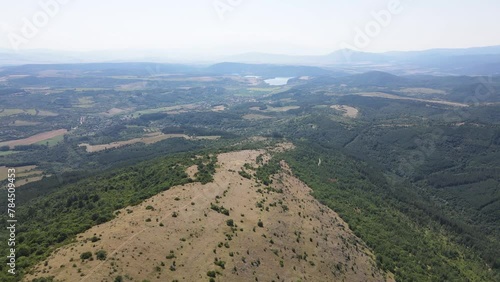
[356, 92, 467, 107]
[79, 133, 220, 152]
[0, 129, 68, 149]
[0, 151, 19, 156]
[211, 105, 226, 112]
[250, 105, 300, 112]
[0, 165, 44, 186]
[242, 114, 273, 120]
[398, 87, 447, 95]
[74, 97, 95, 108]
[0, 109, 36, 117]
[130, 103, 200, 118]
[102, 108, 130, 116]
[10, 120, 42, 126]
[34, 134, 65, 147]
[0, 108, 58, 117]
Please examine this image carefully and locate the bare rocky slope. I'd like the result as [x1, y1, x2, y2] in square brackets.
[26, 147, 390, 282]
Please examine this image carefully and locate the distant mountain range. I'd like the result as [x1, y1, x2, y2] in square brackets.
[224, 45, 500, 64]
[1, 45, 500, 75]
[206, 62, 342, 77]
[222, 46, 500, 75]
[0, 49, 202, 66]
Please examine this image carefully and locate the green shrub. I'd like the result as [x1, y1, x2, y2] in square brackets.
[214, 259, 226, 269]
[95, 250, 107, 260]
[80, 252, 92, 260]
[166, 251, 175, 259]
[207, 270, 217, 278]
[257, 219, 263, 228]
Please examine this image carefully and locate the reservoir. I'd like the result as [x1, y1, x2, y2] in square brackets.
[264, 77, 293, 86]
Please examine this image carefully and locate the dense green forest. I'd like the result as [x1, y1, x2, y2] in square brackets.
[279, 145, 498, 281]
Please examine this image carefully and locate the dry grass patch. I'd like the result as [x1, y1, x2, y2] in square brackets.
[331, 105, 359, 118]
[186, 165, 198, 179]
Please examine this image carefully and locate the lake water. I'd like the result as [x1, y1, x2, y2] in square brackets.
[264, 77, 293, 86]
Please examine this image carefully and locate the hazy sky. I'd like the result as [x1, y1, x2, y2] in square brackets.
[0, 0, 499, 55]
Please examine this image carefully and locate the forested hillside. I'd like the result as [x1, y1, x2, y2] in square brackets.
[0, 64, 499, 281]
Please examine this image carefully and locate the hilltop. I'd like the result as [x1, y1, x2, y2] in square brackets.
[25, 147, 389, 282]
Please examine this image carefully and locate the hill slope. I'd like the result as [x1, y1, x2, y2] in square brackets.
[26, 148, 389, 282]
